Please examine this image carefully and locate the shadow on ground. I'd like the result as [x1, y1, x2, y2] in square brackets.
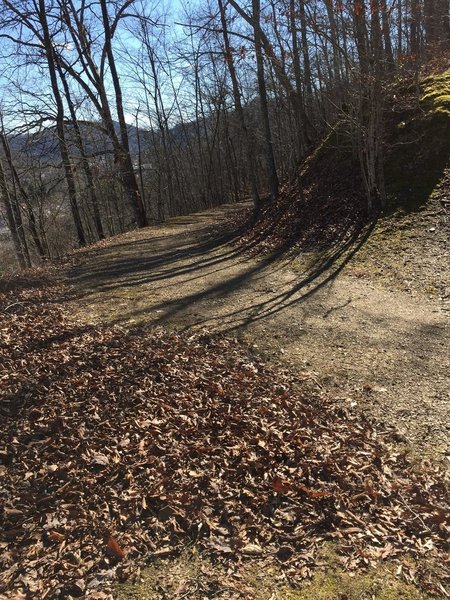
[69, 204, 374, 333]
[67, 203, 449, 459]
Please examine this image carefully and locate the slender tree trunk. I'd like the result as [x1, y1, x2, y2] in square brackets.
[353, 0, 369, 74]
[228, 0, 298, 110]
[411, 0, 422, 59]
[324, 0, 342, 90]
[58, 65, 105, 240]
[218, 0, 260, 209]
[0, 131, 46, 258]
[290, 0, 309, 157]
[38, 0, 86, 247]
[366, 1, 386, 212]
[142, 38, 175, 217]
[0, 157, 30, 268]
[135, 111, 147, 212]
[299, 0, 313, 96]
[397, 0, 403, 57]
[99, 0, 147, 228]
[424, 0, 436, 49]
[371, 0, 383, 62]
[381, 0, 395, 69]
[252, 0, 279, 200]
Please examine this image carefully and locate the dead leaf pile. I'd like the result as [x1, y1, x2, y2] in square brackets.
[1, 284, 448, 598]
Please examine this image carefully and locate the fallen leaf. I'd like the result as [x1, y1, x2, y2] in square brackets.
[271, 476, 293, 494]
[242, 543, 263, 556]
[47, 531, 65, 543]
[106, 536, 125, 560]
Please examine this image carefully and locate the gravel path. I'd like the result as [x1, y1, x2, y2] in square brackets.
[68, 203, 450, 461]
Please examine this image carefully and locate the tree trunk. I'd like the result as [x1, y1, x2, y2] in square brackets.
[424, 0, 436, 49]
[99, 0, 147, 228]
[252, 0, 279, 200]
[0, 131, 46, 258]
[299, 0, 313, 96]
[38, 0, 86, 247]
[353, 0, 369, 74]
[397, 0, 403, 58]
[290, 0, 309, 157]
[411, 0, 422, 58]
[218, 0, 261, 210]
[58, 64, 105, 241]
[324, 0, 342, 90]
[371, 0, 383, 63]
[0, 157, 31, 268]
[381, 0, 395, 69]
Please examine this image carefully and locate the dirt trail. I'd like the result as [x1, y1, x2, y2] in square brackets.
[69, 204, 449, 460]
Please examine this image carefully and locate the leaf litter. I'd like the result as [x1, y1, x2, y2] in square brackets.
[0, 280, 449, 598]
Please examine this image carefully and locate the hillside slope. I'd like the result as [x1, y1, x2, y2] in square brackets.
[237, 67, 450, 286]
[1, 67, 448, 600]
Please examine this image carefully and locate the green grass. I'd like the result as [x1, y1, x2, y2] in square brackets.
[116, 547, 435, 600]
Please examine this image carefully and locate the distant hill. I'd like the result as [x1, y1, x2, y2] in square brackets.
[7, 120, 152, 162]
[6, 112, 221, 165]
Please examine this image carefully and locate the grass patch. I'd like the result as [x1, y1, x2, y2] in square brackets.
[116, 548, 435, 600]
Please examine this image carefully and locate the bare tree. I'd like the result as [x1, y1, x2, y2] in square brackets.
[0, 156, 31, 268]
[0, 128, 47, 258]
[218, 0, 261, 210]
[37, 0, 87, 246]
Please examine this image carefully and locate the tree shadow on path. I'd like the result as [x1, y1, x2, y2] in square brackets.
[70, 201, 377, 334]
[147, 221, 377, 332]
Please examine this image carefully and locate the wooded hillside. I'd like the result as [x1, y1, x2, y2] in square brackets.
[1, 0, 449, 268]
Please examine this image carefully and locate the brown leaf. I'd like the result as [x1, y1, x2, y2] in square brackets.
[242, 543, 263, 556]
[271, 476, 293, 494]
[92, 453, 110, 466]
[106, 535, 125, 560]
[2, 527, 23, 541]
[365, 478, 377, 500]
[4, 507, 23, 519]
[298, 484, 332, 499]
[47, 531, 65, 543]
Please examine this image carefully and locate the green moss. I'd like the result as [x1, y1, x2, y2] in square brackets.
[420, 70, 450, 117]
[279, 544, 434, 600]
[282, 573, 431, 600]
[383, 68, 450, 213]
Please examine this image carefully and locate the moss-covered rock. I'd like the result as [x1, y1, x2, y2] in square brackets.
[421, 69, 450, 117]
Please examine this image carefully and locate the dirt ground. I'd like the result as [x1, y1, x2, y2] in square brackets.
[67, 201, 449, 463]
